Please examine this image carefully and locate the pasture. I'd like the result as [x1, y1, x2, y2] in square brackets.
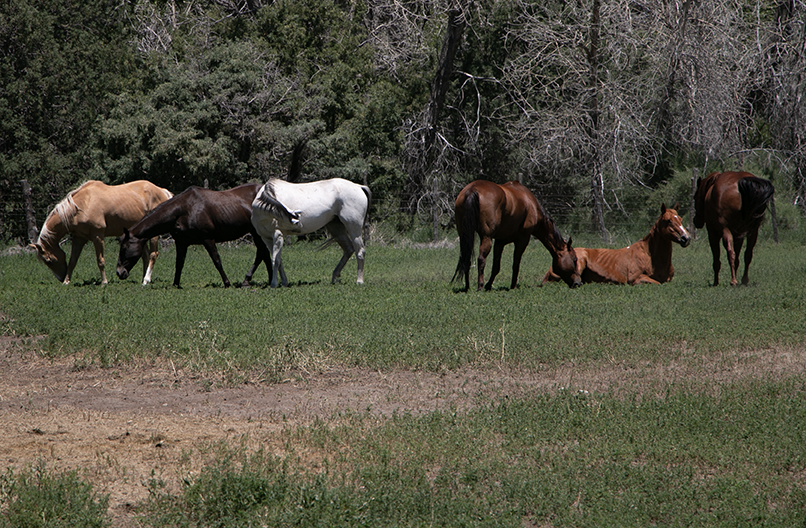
[1, 225, 805, 527]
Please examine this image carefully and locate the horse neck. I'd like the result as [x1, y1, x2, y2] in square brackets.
[131, 204, 177, 239]
[533, 217, 564, 257]
[644, 225, 673, 272]
[37, 212, 68, 250]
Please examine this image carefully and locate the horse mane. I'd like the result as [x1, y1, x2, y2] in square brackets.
[534, 201, 566, 249]
[253, 181, 300, 224]
[38, 181, 93, 244]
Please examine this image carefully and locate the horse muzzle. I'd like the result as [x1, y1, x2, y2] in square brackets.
[679, 234, 692, 248]
[116, 266, 130, 280]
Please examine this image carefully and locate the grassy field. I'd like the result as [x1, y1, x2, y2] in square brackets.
[1, 225, 806, 527]
[1, 229, 804, 374]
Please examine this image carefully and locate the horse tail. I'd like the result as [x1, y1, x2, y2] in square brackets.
[252, 181, 299, 224]
[738, 177, 774, 222]
[452, 189, 479, 284]
[360, 185, 372, 242]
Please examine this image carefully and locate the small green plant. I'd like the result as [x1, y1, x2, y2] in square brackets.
[0, 464, 110, 528]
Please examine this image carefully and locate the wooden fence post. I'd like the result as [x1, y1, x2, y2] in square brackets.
[21, 180, 39, 244]
[689, 168, 698, 240]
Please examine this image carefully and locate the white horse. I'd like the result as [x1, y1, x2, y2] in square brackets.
[251, 178, 371, 288]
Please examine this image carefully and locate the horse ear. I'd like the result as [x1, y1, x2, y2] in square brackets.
[673, 202, 680, 211]
[661, 203, 667, 213]
[567, 237, 573, 250]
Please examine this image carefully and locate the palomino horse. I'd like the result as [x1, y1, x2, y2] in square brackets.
[117, 183, 271, 288]
[452, 180, 582, 291]
[694, 171, 774, 286]
[30, 180, 173, 285]
[541, 204, 691, 285]
[251, 178, 371, 288]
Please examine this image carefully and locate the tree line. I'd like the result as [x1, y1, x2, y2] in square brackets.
[1, 0, 803, 243]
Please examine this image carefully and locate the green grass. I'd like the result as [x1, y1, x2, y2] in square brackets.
[2, 228, 806, 527]
[0, 464, 110, 528]
[1, 233, 804, 375]
[136, 379, 806, 527]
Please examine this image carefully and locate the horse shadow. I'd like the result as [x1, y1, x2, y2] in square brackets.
[244, 279, 324, 289]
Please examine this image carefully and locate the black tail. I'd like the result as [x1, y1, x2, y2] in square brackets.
[738, 177, 774, 221]
[452, 190, 479, 285]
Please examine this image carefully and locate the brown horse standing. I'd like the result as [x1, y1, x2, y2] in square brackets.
[694, 171, 774, 286]
[541, 204, 691, 285]
[30, 180, 173, 285]
[452, 180, 581, 291]
[117, 183, 271, 288]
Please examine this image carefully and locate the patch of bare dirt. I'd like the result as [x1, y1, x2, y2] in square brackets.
[1, 336, 804, 527]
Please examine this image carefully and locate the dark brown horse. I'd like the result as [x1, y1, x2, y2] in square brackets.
[452, 180, 581, 291]
[541, 204, 691, 285]
[116, 183, 271, 287]
[694, 171, 774, 286]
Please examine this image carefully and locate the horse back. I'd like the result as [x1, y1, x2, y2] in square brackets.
[65, 180, 172, 237]
[459, 180, 536, 240]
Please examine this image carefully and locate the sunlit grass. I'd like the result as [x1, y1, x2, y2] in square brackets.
[1, 230, 805, 376]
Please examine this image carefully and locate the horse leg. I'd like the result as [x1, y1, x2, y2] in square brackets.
[64, 237, 88, 285]
[632, 275, 661, 285]
[142, 237, 159, 286]
[354, 235, 365, 285]
[484, 239, 505, 291]
[707, 229, 721, 286]
[202, 239, 231, 288]
[90, 235, 108, 285]
[509, 239, 529, 290]
[477, 236, 492, 291]
[741, 231, 757, 286]
[242, 234, 272, 287]
[173, 243, 188, 288]
[721, 228, 739, 286]
[331, 242, 354, 284]
[269, 230, 288, 288]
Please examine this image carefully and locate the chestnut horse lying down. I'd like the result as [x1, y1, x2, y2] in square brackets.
[542, 204, 691, 285]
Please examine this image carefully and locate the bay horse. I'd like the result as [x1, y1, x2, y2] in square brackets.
[541, 204, 691, 285]
[116, 183, 271, 288]
[251, 178, 371, 288]
[694, 171, 774, 286]
[452, 180, 582, 291]
[30, 180, 173, 285]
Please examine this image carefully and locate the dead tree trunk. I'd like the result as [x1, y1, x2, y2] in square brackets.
[21, 180, 38, 244]
[403, 9, 465, 213]
[585, 0, 607, 241]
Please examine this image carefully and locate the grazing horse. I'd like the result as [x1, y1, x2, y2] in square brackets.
[30, 180, 173, 285]
[541, 204, 691, 285]
[452, 180, 582, 291]
[694, 171, 774, 286]
[117, 183, 271, 288]
[251, 178, 371, 288]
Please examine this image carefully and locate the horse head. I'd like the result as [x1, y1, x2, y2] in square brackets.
[116, 228, 147, 280]
[29, 241, 68, 282]
[552, 237, 583, 288]
[658, 203, 691, 247]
